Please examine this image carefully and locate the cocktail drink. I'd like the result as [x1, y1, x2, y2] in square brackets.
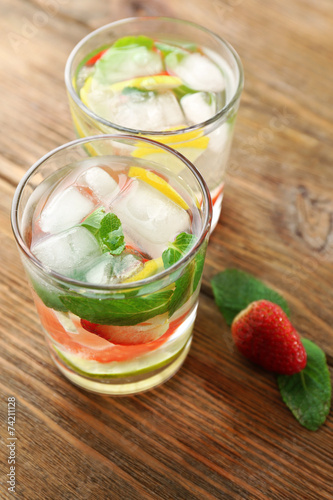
[11, 135, 211, 395]
[65, 17, 243, 230]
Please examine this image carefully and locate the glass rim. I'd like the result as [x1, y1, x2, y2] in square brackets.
[11, 134, 212, 291]
[64, 16, 244, 136]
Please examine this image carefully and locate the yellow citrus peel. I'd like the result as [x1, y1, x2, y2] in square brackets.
[128, 166, 189, 210]
[123, 257, 164, 283]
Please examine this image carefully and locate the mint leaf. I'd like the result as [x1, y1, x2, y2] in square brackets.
[173, 85, 197, 100]
[80, 210, 125, 255]
[122, 86, 152, 96]
[94, 40, 155, 85]
[113, 35, 154, 50]
[278, 339, 331, 431]
[168, 265, 193, 317]
[163, 234, 205, 317]
[211, 269, 290, 325]
[60, 289, 173, 326]
[99, 213, 125, 255]
[192, 246, 206, 292]
[81, 207, 105, 235]
[29, 275, 68, 312]
[162, 232, 196, 269]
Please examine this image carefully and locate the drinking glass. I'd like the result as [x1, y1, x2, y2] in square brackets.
[11, 135, 212, 395]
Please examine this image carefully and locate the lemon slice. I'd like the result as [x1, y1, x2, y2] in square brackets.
[79, 75, 93, 108]
[123, 257, 164, 283]
[128, 166, 189, 209]
[132, 126, 209, 169]
[110, 75, 182, 93]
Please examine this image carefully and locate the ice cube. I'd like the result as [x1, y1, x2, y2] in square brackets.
[112, 180, 191, 258]
[95, 89, 185, 131]
[39, 186, 95, 234]
[32, 226, 102, 277]
[181, 91, 216, 125]
[77, 167, 119, 201]
[85, 252, 143, 285]
[94, 46, 163, 85]
[166, 52, 225, 93]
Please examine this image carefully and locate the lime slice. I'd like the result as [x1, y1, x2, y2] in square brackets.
[54, 340, 187, 379]
[123, 257, 164, 283]
[110, 75, 182, 93]
[128, 166, 189, 209]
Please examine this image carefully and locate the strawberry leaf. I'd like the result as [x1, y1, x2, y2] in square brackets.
[211, 269, 290, 325]
[277, 339, 331, 431]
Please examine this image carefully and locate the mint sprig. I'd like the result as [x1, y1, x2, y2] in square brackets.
[81, 209, 125, 255]
[99, 213, 125, 255]
[277, 339, 331, 431]
[211, 268, 331, 430]
[211, 269, 290, 326]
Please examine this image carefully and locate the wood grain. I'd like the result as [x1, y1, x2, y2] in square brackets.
[0, 0, 332, 499]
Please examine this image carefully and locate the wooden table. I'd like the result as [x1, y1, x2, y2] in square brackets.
[1, 1, 332, 498]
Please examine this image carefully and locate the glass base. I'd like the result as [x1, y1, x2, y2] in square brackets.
[50, 336, 192, 396]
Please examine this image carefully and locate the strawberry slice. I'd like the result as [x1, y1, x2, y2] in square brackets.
[86, 49, 107, 66]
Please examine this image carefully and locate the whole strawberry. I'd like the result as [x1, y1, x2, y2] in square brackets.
[231, 300, 307, 375]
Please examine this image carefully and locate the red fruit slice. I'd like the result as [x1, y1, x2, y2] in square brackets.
[80, 314, 169, 345]
[33, 293, 186, 363]
[86, 49, 107, 66]
[211, 183, 224, 206]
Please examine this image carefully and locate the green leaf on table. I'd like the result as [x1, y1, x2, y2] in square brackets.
[277, 339, 331, 431]
[162, 232, 197, 269]
[113, 35, 154, 50]
[211, 268, 290, 325]
[99, 213, 125, 255]
[60, 289, 173, 326]
[81, 207, 106, 236]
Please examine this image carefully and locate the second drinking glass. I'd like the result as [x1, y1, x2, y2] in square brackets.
[65, 17, 243, 230]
